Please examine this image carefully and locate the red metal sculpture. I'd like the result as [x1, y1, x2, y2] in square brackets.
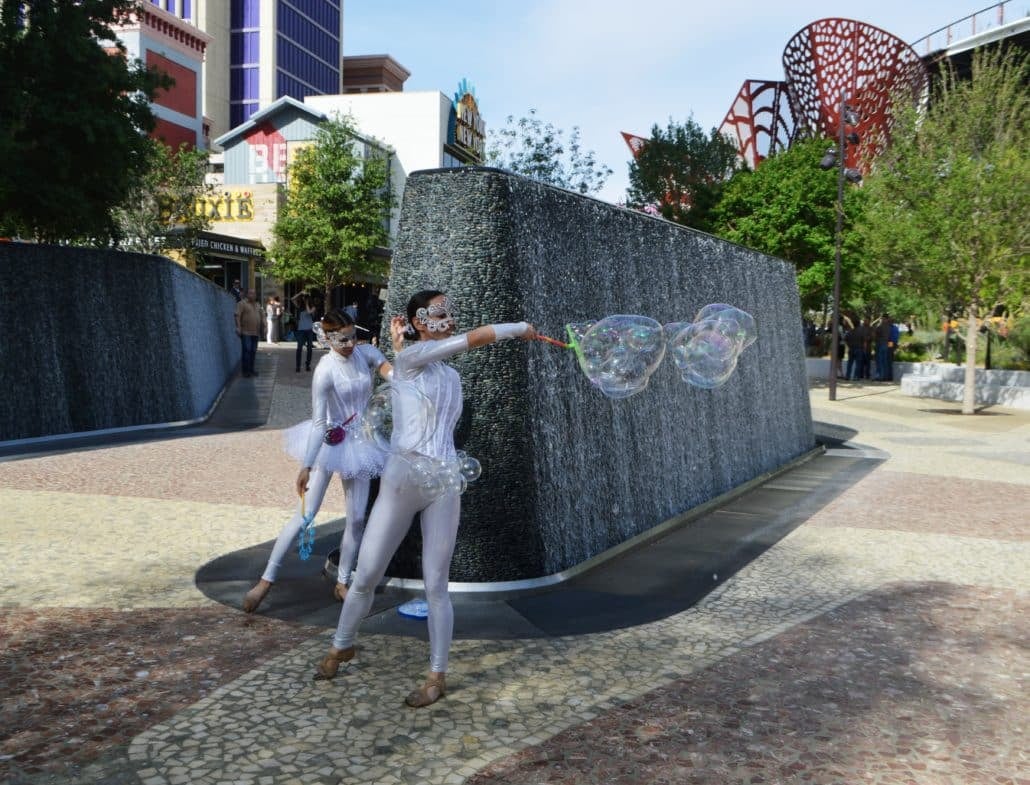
[782, 18, 928, 171]
[718, 80, 796, 170]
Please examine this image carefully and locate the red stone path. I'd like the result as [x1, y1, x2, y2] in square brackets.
[0, 608, 316, 779]
[469, 582, 1028, 785]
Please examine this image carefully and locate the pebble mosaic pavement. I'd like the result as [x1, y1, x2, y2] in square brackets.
[0, 349, 1026, 785]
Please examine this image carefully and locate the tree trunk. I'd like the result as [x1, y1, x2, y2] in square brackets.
[962, 304, 979, 415]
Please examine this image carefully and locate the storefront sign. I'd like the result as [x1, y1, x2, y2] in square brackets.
[193, 237, 263, 257]
[161, 191, 255, 224]
[452, 79, 485, 162]
[246, 123, 288, 183]
[195, 191, 255, 221]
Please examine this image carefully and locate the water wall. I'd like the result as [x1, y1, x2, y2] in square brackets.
[384, 168, 814, 583]
[0, 244, 239, 442]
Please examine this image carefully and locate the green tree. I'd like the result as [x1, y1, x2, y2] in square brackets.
[269, 118, 393, 303]
[487, 109, 613, 195]
[0, 0, 171, 242]
[858, 47, 1029, 413]
[112, 140, 212, 260]
[626, 117, 741, 231]
[711, 137, 868, 313]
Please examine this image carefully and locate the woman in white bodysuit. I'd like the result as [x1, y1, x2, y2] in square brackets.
[312, 290, 535, 708]
[242, 309, 404, 613]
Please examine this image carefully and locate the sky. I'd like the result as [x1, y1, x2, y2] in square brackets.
[343, 1, 1002, 204]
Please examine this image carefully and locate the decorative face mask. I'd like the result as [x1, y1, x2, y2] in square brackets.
[415, 297, 457, 333]
[314, 321, 357, 350]
[325, 330, 357, 350]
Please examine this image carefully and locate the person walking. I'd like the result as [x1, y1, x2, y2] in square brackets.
[235, 289, 262, 378]
[265, 296, 280, 344]
[293, 294, 318, 372]
[312, 290, 536, 708]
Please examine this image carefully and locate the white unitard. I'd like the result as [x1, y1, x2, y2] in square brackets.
[264, 344, 387, 585]
[331, 324, 528, 673]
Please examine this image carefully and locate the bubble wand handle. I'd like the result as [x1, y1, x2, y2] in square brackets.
[535, 334, 572, 349]
[564, 325, 586, 366]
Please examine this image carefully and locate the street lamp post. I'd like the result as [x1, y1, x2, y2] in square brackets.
[819, 92, 861, 402]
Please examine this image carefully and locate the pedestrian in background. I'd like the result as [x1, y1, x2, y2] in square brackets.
[293, 294, 317, 372]
[874, 313, 894, 382]
[265, 296, 279, 344]
[235, 289, 262, 377]
[846, 318, 870, 381]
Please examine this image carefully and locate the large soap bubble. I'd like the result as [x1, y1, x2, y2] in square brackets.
[693, 304, 757, 348]
[357, 381, 437, 454]
[667, 304, 757, 389]
[566, 315, 666, 399]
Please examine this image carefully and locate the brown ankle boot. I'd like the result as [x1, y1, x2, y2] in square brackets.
[333, 582, 348, 602]
[242, 580, 272, 613]
[313, 647, 355, 681]
[404, 672, 446, 708]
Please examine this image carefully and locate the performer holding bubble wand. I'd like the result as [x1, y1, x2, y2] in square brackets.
[313, 290, 535, 709]
[241, 309, 406, 613]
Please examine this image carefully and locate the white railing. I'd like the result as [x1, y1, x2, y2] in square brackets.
[910, 1, 1027, 54]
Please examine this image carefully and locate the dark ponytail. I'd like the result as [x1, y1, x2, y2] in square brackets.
[321, 308, 354, 331]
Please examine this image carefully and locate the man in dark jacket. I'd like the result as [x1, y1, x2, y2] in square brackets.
[845, 319, 870, 381]
[874, 314, 894, 381]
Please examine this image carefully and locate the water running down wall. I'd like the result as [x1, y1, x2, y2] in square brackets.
[383, 168, 814, 583]
[0, 244, 239, 442]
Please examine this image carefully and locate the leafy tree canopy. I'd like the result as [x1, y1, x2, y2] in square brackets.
[626, 116, 741, 231]
[857, 46, 1029, 412]
[269, 117, 393, 303]
[112, 140, 213, 260]
[486, 109, 613, 195]
[711, 136, 869, 312]
[0, 0, 170, 242]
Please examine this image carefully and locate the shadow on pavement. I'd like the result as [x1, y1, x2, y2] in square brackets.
[195, 442, 885, 640]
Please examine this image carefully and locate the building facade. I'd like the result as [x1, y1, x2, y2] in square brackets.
[116, 3, 212, 149]
[146, 0, 345, 144]
[306, 80, 486, 237]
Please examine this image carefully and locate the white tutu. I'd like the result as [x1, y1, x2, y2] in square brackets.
[283, 419, 386, 478]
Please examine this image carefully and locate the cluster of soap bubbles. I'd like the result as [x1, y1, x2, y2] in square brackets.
[356, 382, 481, 501]
[565, 304, 756, 397]
[357, 381, 437, 454]
[666, 304, 757, 389]
[401, 450, 483, 503]
[566, 316, 667, 399]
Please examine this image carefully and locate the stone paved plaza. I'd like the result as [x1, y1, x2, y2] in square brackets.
[1, 344, 1027, 785]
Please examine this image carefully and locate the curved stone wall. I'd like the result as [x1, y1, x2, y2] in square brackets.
[0, 244, 239, 442]
[384, 168, 815, 582]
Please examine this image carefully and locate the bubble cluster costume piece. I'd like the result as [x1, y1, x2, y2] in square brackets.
[265, 343, 388, 586]
[331, 323, 529, 674]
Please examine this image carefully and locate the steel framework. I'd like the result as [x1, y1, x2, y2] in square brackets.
[782, 18, 928, 170]
[718, 80, 796, 170]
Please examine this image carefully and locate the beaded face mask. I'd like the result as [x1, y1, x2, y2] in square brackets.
[313, 321, 358, 350]
[415, 297, 457, 333]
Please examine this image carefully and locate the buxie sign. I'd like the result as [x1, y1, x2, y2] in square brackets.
[161, 191, 255, 224]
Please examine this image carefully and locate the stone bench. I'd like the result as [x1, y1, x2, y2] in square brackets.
[899, 363, 1030, 410]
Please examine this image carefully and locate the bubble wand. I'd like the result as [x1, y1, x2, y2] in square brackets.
[534, 334, 572, 349]
[297, 490, 316, 561]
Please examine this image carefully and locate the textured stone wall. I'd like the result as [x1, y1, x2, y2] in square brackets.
[384, 168, 814, 582]
[0, 244, 239, 441]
